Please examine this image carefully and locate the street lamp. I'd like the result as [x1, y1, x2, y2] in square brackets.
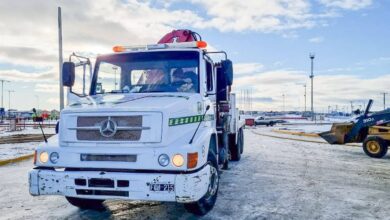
[0, 79, 10, 109]
[303, 84, 307, 112]
[309, 53, 315, 121]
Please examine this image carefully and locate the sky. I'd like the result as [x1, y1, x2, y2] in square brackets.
[0, 0, 389, 112]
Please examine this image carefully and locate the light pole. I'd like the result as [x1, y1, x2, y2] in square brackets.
[309, 53, 315, 120]
[8, 90, 14, 110]
[58, 7, 64, 110]
[381, 92, 388, 110]
[0, 79, 10, 109]
[303, 84, 307, 112]
[282, 94, 285, 113]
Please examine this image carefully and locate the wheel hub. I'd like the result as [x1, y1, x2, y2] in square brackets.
[367, 141, 380, 154]
[205, 166, 218, 199]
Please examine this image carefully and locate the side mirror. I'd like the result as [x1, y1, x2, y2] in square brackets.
[62, 62, 75, 87]
[221, 59, 233, 86]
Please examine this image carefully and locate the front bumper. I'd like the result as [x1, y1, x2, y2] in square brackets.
[29, 165, 210, 203]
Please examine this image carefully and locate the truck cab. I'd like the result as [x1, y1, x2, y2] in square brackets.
[29, 32, 244, 215]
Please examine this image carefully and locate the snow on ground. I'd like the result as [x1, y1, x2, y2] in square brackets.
[0, 127, 55, 160]
[1, 129, 390, 219]
[0, 127, 56, 137]
[0, 142, 41, 160]
[279, 124, 332, 133]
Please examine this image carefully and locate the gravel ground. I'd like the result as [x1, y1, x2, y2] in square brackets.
[1, 128, 390, 219]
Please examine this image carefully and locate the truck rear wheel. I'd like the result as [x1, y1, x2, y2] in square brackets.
[65, 197, 105, 210]
[184, 151, 219, 216]
[363, 136, 388, 158]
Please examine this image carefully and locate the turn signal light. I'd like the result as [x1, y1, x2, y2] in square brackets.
[196, 41, 207, 48]
[187, 152, 198, 169]
[113, 46, 125, 52]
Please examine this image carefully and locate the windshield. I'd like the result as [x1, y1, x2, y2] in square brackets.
[91, 51, 199, 95]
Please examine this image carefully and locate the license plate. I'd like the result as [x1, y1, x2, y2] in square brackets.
[150, 183, 175, 192]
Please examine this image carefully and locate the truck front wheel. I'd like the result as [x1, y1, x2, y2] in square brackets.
[65, 197, 105, 210]
[184, 152, 219, 215]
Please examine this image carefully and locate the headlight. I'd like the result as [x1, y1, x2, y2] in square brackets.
[39, 151, 49, 163]
[50, 152, 60, 164]
[172, 154, 184, 167]
[158, 154, 170, 167]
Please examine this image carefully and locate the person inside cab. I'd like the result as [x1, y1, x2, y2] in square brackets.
[172, 68, 198, 93]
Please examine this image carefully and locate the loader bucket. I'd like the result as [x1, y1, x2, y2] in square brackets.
[319, 123, 354, 144]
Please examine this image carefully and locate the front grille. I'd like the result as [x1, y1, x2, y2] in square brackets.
[80, 154, 137, 162]
[76, 116, 142, 141]
[89, 178, 115, 188]
[76, 189, 129, 197]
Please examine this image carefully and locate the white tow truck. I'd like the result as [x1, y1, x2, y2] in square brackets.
[29, 30, 245, 215]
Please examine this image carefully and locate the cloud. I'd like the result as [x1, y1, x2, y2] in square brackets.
[309, 36, 325, 43]
[0, 69, 58, 82]
[191, 0, 315, 32]
[47, 97, 60, 106]
[0, 0, 374, 71]
[35, 83, 58, 93]
[319, 0, 372, 10]
[0, 46, 57, 68]
[232, 67, 389, 111]
[234, 63, 264, 75]
[0, 0, 377, 111]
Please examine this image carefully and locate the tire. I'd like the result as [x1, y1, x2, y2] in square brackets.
[363, 136, 388, 158]
[65, 197, 105, 211]
[270, 122, 274, 127]
[184, 151, 219, 216]
[221, 133, 229, 170]
[230, 133, 241, 161]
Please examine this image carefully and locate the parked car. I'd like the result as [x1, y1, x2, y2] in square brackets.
[255, 117, 286, 126]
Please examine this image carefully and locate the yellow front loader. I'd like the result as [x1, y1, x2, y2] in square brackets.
[320, 100, 390, 158]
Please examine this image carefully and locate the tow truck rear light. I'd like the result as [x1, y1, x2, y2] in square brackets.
[187, 152, 198, 169]
[112, 41, 208, 52]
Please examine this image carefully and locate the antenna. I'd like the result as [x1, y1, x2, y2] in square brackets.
[189, 105, 210, 144]
[33, 108, 48, 143]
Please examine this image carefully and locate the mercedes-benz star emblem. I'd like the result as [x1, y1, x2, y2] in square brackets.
[99, 117, 117, 137]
